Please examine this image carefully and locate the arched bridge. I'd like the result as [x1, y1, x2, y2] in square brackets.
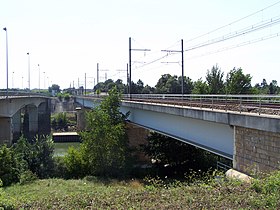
[0, 93, 51, 144]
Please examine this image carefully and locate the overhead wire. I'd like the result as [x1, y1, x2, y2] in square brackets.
[186, 15, 280, 51]
[187, 32, 280, 60]
[185, 0, 280, 43]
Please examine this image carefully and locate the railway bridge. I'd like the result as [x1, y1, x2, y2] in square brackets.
[75, 94, 280, 174]
[0, 93, 51, 144]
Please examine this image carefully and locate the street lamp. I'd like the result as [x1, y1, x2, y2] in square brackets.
[27, 52, 30, 92]
[38, 64, 40, 92]
[3, 27, 8, 98]
[22, 76, 24, 89]
[43, 71, 45, 89]
[12, 71, 14, 89]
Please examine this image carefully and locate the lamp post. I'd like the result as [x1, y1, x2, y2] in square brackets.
[27, 52, 30, 92]
[22, 76, 24, 89]
[3, 27, 8, 98]
[38, 64, 40, 92]
[43, 72, 45, 89]
[12, 71, 14, 88]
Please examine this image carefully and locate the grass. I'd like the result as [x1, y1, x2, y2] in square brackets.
[1, 170, 280, 209]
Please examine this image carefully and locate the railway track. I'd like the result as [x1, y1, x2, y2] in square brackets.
[122, 95, 280, 116]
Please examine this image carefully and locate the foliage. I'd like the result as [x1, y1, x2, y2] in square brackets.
[64, 147, 85, 178]
[225, 67, 252, 94]
[48, 84, 61, 95]
[0, 178, 15, 209]
[254, 78, 279, 94]
[13, 135, 55, 179]
[206, 64, 225, 94]
[192, 78, 208, 94]
[2, 171, 280, 209]
[142, 132, 218, 177]
[19, 170, 38, 185]
[155, 74, 193, 94]
[0, 145, 21, 186]
[51, 112, 68, 131]
[79, 87, 131, 177]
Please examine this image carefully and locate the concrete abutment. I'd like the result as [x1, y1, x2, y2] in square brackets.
[233, 126, 280, 174]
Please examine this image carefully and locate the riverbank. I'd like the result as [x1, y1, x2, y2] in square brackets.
[1, 170, 279, 209]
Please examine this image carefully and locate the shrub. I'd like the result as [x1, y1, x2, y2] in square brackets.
[0, 145, 20, 186]
[13, 135, 55, 179]
[52, 156, 68, 178]
[64, 147, 85, 178]
[19, 170, 38, 185]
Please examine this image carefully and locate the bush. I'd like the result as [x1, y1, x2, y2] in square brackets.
[19, 170, 38, 185]
[0, 145, 20, 186]
[64, 147, 85, 178]
[13, 135, 55, 179]
[52, 156, 68, 178]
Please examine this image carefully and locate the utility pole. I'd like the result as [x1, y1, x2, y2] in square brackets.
[84, 73, 86, 95]
[3, 27, 8, 98]
[97, 63, 99, 84]
[38, 64, 40, 92]
[161, 39, 184, 95]
[127, 63, 129, 94]
[97, 63, 109, 83]
[129, 37, 151, 97]
[27, 52, 30, 93]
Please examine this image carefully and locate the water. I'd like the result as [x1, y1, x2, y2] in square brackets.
[54, 142, 80, 156]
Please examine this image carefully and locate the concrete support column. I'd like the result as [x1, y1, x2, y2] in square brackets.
[76, 107, 85, 131]
[12, 110, 21, 142]
[28, 106, 38, 136]
[0, 117, 12, 145]
[38, 101, 51, 136]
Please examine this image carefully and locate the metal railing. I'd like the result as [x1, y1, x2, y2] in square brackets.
[121, 94, 280, 115]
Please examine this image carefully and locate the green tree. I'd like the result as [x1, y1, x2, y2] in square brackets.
[269, 80, 278, 94]
[206, 65, 225, 94]
[80, 87, 131, 177]
[179, 76, 194, 94]
[225, 67, 252, 94]
[0, 145, 20, 186]
[192, 78, 208, 94]
[13, 136, 55, 178]
[155, 74, 180, 93]
[48, 84, 61, 95]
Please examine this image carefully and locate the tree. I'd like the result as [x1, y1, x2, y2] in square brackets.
[13, 136, 55, 179]
[155, 74, 179, 93]
[225, 67, 252, 94]
[178, 76, 194, 94]
[192, 78, 208, 94]
[206, 65, 225, 94]
[79, 87, 131, 177]
[269, 80, 278, 94]
[48, 84, 61, 95]
[0, 145, 20, 186]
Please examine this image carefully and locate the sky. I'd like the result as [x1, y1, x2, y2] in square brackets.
[1, 0, 280, 90]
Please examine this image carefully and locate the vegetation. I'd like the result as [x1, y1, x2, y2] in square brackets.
[0, 136, 54, 187]
[142, 132, 221, 177]
[64, 87, 132, 178]
[91, 64, 280, 95]
[51, 112, 68, 131]
[1, 170, 280, 209]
